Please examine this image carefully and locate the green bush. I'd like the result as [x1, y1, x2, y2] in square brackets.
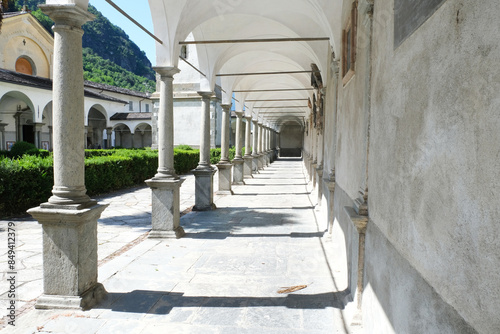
[0, 148, 207, 217]
[175, 144, 194, 151]
[0, 155, 54, 217]
[10, 141, 37, 158]
[174, 149, 199, 173]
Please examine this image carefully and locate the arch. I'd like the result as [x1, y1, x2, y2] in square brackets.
[87, 106, 107, 149]
[112, 123, 133, 148]
[15, 56, 36, 76]
[0, 91, 37, 145]
[134, 123, 153, 148]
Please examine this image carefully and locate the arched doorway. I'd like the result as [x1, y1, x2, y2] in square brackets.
[113, 124, 132, 148]
[0, 91, 36, 148]
[279, 121, 304, 157]
[87, 106, 107, 148]
[134, 123, 153, 148]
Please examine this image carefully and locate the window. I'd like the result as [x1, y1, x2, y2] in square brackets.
[180, 45, 188, 59]
[342, 1, 357, 85]
[15, 56, 36, 76]
[129, 101, 134, 111]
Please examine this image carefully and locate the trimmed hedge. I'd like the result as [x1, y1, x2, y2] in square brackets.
[0, 148, 202, 218]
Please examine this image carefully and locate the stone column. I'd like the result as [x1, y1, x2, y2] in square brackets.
[252, 119, 259, 173]
[257, 122, 264, 169]
[151, 99, 159, 150]
[106, 127, 112, 149]
[27, 4, 107, 310]
[48, 126, 53, 151]
[33, 123, 43, 148]
[216, 104, 233, 195]
[232, 111, 244, 185]
[145, 67, 185, 238]
[193, 91, 216, 211]
[265, 126, 270, 165]
[0, 123, 6, 150]
[243, 115, 253, 178]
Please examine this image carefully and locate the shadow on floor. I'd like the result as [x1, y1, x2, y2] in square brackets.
[96, 289, 350, 314]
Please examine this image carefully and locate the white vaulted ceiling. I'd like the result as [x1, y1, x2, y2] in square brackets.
[149, 0, 343, 128]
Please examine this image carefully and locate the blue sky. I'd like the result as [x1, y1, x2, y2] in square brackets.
[89, 1, 157, 65]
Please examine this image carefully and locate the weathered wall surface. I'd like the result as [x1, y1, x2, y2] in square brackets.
[280, 124, 303, 149]
[335, 0, 371, 202]
[367, 0, 500, 332]
[174, 99, 202, 148]
[363, 222, 478, 334]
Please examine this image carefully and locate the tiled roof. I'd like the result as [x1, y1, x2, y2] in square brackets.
[0, 68, 128, 104]
[84, 81, 151, 99]
[110, 112, 152, 121]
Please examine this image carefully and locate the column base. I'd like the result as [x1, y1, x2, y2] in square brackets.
[257, 154, 264, 170]
[252, 155, 260, 173]
[232, 158, 245, 185]
[192, 167, 217, 211]
[216, 162, 233, 195]
[27, 203, 108, 310]
[243, 156, 254, 178]
[146, 178, 185, 239]
[35, 283, 107, 310]
[149, 227, 185, 239]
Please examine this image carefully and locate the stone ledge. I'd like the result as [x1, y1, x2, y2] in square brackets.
[344, 206, 368, 234]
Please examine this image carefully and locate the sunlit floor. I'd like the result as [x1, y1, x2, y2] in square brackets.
[0, 158, 347, 334]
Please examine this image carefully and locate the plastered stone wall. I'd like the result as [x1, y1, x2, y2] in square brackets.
[368, 0, 500, 332]
[335, 0, 371, 202]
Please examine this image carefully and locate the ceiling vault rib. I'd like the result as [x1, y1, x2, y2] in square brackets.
[179, 37, 330, 45]
[217, 70, 318, 77]
[234, 88, 314, 93]
[253, 106, 308, 109]
[246, 98, 309, 102]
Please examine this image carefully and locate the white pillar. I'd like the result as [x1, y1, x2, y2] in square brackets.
[146, 67, 185, 238]
[216, 104, 233, 195]
[252, 119, 259, 173]
[257, 122, 264, 169]
[243, 115, 253, 178]
[233, 111, 244, 184]
[28, 4, 107, 310]
[193, 91, 216, 211]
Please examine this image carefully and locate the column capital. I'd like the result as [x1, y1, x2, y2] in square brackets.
[40, 4, 94, 28]
[244, 115, 252, 121]
[153, 66, 180, 78]
[197, 91, 214, 100]
[234, 111, 244, 118]
[221, 104, 231, 112]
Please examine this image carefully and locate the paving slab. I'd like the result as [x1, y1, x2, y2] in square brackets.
[0, 159, 346, 333]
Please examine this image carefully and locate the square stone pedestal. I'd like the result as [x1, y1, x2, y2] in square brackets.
[192, 167, 217, 211]
[27, 203, 108, 310]
[243, 156, 253, 178]
[145, 178, 185, 238]
[252, 154, 260, 173]
[257, 154, 264, 170]
[232, 158, 245, 185]
[216, 163, 233, 195]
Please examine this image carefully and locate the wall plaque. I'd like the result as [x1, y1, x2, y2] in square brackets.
[394, 0, 447, 48]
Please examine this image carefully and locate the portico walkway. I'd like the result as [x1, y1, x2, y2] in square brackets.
[1, 158, 348, 333]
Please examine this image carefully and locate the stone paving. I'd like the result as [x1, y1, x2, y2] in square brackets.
[0, 158, 347, 333]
